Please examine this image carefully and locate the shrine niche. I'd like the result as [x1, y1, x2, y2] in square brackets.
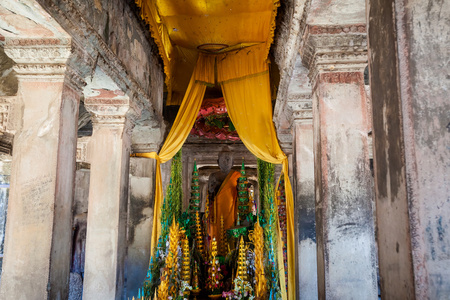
[133, 150, 287, 300]
[130, 0, 294, 298]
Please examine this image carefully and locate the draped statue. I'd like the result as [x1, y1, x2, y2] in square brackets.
[207, 147, 240, 241]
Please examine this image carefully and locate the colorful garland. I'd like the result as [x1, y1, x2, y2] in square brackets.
[190, 98, 240, 141]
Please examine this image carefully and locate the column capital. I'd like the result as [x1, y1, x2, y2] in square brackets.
[300, 24, 368, 85]
[287, 93, 313, 123]
[3, 38, 71, 78]
[84, 94, 130, 126]
[82, 67, 142, 129]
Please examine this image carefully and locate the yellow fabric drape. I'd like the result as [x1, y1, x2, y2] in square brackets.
[218, 47, 294, 300]
[135, 0, 279, 105]
[132, 55, 213, 257]
[216, 43, 269, 83]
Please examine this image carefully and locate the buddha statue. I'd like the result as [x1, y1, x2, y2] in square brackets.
[208, 146, 234, 198]
[206, 147, 240, 242]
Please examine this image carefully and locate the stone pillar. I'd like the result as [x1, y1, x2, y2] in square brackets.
[82, 91, 132, 300]
[126, 123, 163, 298]
[289, 95, 318, 299]
[0, 39, 82, 299]
[126, 147, 157, 298]
[367, 0, 450, 298]
[302, 25, 378, 299]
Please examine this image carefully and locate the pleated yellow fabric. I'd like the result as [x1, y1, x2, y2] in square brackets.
[132, 55, 211, 257]
[135, 0, 279, 105]
[216, 43, 269, 83]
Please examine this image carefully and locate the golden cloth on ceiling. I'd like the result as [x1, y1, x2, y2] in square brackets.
[135, 0, 279, 105]
[207, 170, 240, 242]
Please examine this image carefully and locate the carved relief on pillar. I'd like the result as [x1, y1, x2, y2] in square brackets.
[0, 97, 13, 155]
[3, 38, 72, 77]
[300, 24, 368, 86]
[0, 97, 11, 133]
[84, 96, 131, 126]
[318, 72, 363, 85]
[288, 93, 313, 122]
[76, 136, 91, 164]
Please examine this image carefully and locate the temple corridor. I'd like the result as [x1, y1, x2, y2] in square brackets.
[0, 0, 448, 299]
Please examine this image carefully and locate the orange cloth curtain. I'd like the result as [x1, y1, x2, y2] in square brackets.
[133, 0, 293, 297]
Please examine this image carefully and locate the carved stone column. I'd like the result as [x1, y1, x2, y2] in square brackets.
[301, 25, 378, 299]
[82, 92, 132, 300]
[0, 38, 82, 299]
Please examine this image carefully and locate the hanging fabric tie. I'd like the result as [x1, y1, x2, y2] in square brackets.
[132, 53, 215, 257]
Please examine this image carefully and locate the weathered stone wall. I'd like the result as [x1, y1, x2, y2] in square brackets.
[126, 157, 155, 299]
[74, 0, 163, 112]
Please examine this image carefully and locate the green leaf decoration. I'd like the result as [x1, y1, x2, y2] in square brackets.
[229, 121, 236, 132]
